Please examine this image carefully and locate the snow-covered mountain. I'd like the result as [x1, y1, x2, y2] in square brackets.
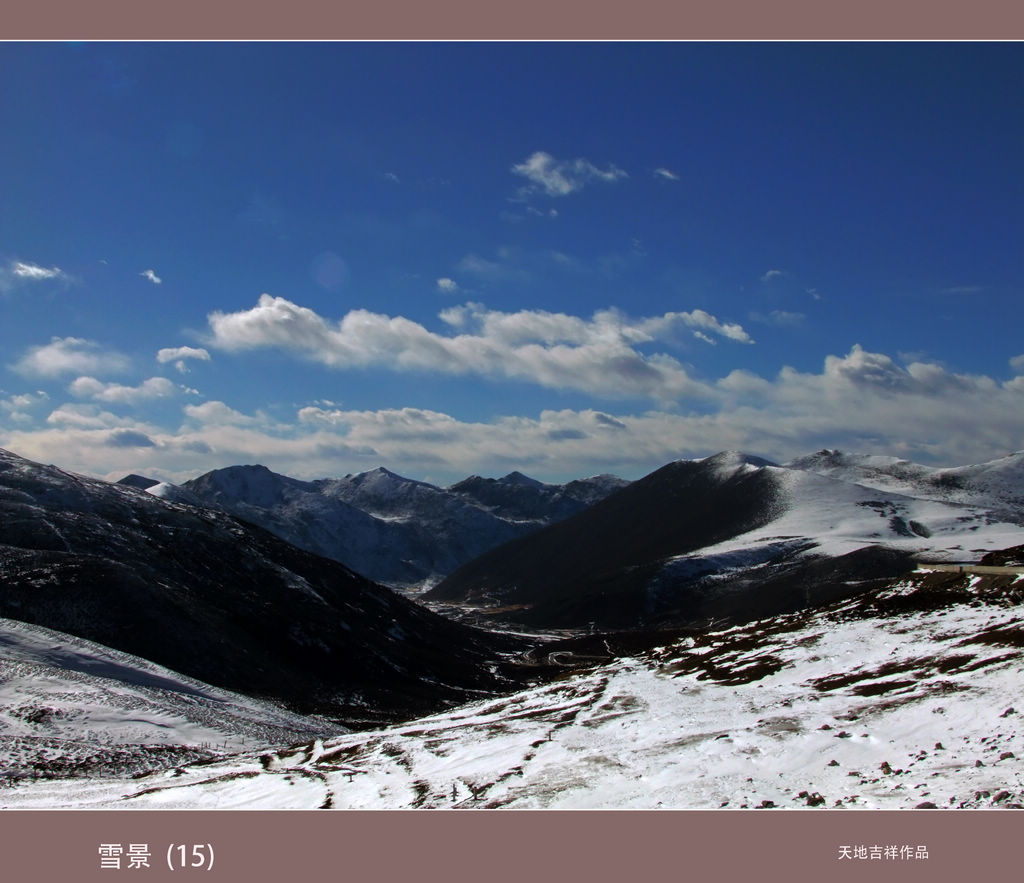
[0, 447, 526, 727]
[427, 451, 1024, 629]
[5, 565, 1021, 809]
[179, 464, 627, 591]
[786, 449, 1024, 524]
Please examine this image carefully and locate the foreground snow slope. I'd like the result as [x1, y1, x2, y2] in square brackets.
[0, 618, 336, 784]
[5, 569, 1021, 809]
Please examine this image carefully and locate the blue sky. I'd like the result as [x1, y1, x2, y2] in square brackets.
[1, 41, 1022, 484]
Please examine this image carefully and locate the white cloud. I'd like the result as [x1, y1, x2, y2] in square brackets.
[12, 337, 131, 379]
[511, 151, 627, 198]
[436, 277, 459, 294]
[1010, 354, 1024, 374]
[157, 345, 210, 374]
[157, 346, 211, 365]
[44, 403, 139, 430]
[653, 168, 679, 181]
[0, 390, 49, 424]
[207, 296, 752, 403]
[761, 269, 785, 282]
[183, 400, 262, 426]
[140, 269, 162, 284]
[1, 260, 71, 292]
[13, 261, 67, 281]
[384, 171, 400, 183]
[69, 375, 177, 404]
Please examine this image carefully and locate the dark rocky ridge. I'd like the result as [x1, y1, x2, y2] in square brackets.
[427, 452, 797, 628]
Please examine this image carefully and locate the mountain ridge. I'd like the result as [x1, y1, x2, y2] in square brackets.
[0, 447, 526, 727]
[427, 449, 1024, 629]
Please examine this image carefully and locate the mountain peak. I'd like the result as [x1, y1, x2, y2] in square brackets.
[498, 470, 545, 488]
[117, 474, 161, 490]
[700, 451, 777, 477]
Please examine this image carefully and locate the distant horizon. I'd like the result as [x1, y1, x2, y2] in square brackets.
[2, 42, 1021, 485]
[3, 440, 1022, 490]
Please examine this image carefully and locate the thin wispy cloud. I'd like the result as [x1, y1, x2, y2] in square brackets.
[760, 269, 785, 282]
[512, 151, 627, 198]
[436, 277, 459, 294]
[1, 260, 71, 292]
[13, 261, 67, 281]
[750, 310, 806, 327]
[653, 168, 679, 181]
[140, 269, 162, 284]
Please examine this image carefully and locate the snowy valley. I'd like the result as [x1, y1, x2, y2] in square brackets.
[1, 445, 1022, 809]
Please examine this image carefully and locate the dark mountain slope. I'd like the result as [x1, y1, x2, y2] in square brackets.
[426, 452, 783, 627]
[0, 448, 524, 727]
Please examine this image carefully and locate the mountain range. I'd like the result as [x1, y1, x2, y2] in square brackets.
[161, 464, 628, 592]
[426, 450, 1024, 629]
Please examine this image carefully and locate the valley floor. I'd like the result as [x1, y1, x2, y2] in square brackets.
[2, 571, 1022, 810]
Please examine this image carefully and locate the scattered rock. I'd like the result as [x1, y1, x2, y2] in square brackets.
[806, 792, 827, 807]
[993, 791, 1012, 803]
[975, 790, 991, 800]
[999, 751, 1015, 761]
[757, 800, 776, 809]
[935, 742, 944, 750]
[819, 724, 832, 730]
[827, 759, 840, 767]
[975, 760, 985, 768]
[1000, 707, 1016, 718]
[915, 802, 938, 809]
[836, 731, 853, 739]
[880, 761, 893, 774]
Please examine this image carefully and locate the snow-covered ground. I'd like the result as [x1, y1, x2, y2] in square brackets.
[786, 449, 1024, 524]
[4, 571, 1021, 810]
[0, 618, 337, 786]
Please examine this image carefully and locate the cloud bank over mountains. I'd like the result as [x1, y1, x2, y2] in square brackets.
[3, 290, 1022, 484]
